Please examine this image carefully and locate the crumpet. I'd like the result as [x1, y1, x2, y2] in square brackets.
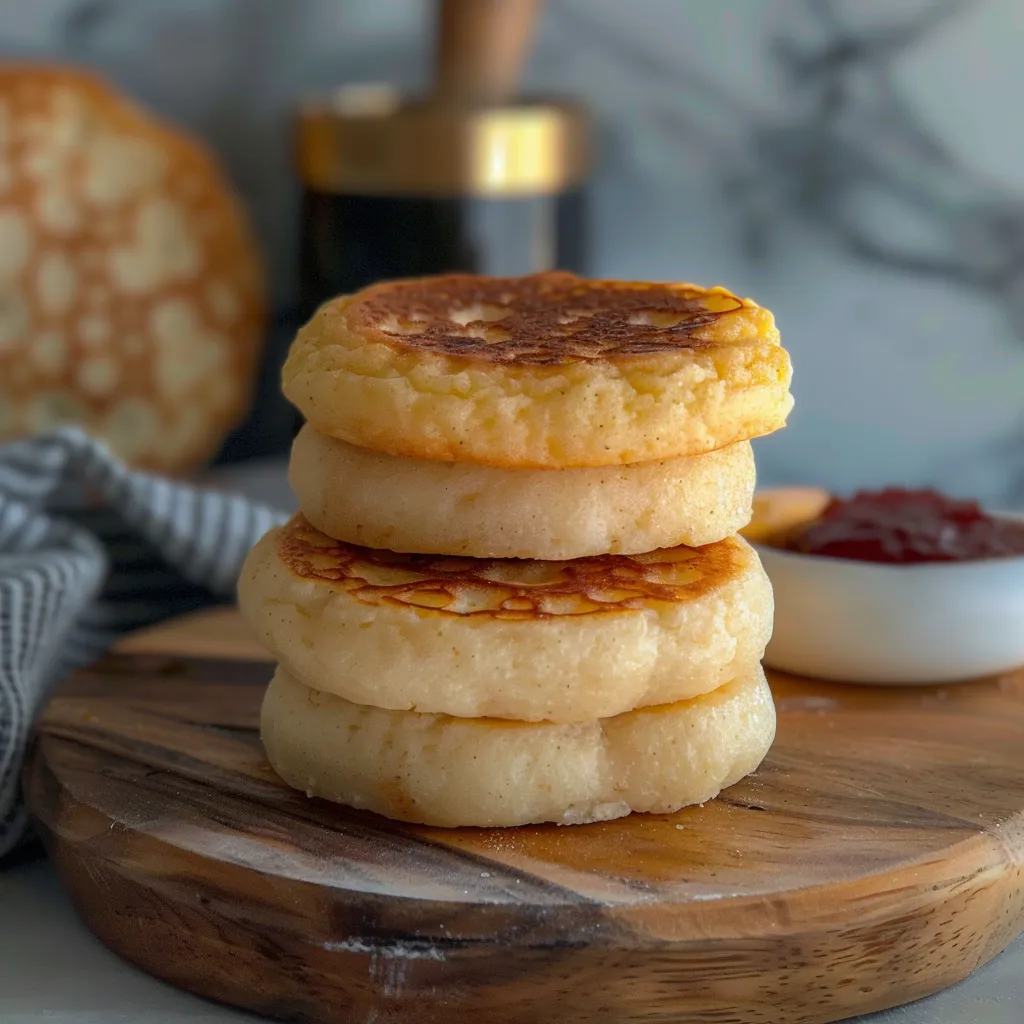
[261, 663, 776, 828]
[237, 516, 774, 723]
[0, 64, 265, 472]
[290, 424, 756, 558]
[282, 272, 793, 468]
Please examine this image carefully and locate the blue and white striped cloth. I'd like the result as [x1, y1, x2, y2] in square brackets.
[0, 428, 286, 859]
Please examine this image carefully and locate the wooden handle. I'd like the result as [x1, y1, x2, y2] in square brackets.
[433, 0, 542, 104]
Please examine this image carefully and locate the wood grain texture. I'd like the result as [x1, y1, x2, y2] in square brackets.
[23, 608, 1024, 1024]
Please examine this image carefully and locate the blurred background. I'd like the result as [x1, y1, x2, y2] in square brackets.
[1, 0, 1023, 505]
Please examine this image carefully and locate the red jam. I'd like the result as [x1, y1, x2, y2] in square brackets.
[780, 488, 1024, 564]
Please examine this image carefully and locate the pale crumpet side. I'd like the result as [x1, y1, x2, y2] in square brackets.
[261, 663, 776, 828]
[237, 516, 774, 723]
[290, 425, 756, 558]
[282, 272, 793, 468]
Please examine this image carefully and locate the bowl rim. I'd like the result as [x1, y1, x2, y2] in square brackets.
[750, 508, 1024, 571]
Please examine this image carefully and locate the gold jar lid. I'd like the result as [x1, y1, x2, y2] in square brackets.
[296, 84, 590, 198]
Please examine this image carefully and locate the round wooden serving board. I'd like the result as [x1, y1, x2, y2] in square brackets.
[24, 607, 1024, 1024]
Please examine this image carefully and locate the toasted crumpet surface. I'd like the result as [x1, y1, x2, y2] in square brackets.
[290, 425, 756, 557]
[0, 64, 264, 471]
[282, 272, 792, 468]
[237, 516, 774, 723]
[261, 663, 776, 828]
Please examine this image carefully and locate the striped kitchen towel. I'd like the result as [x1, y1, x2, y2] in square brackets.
[0, 427, 287, 859]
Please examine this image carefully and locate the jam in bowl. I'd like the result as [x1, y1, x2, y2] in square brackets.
[747, 488, 1024, 684]
[776, 488, 1024, 564]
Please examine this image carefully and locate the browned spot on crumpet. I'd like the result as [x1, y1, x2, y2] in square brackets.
[346, 272, 748, 365]
[375, 775, 420, 817]
[277, 516, 740, 619]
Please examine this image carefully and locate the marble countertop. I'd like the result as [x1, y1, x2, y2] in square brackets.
[3, 457, 1022, 1024]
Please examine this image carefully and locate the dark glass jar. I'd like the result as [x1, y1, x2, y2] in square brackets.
[295, 86, 591, 321]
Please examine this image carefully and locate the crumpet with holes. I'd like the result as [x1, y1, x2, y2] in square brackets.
[237, 515, 774, 723]
[262, 662, 776, 828]
[290, 423, 757, 558]
[0, 64, 265, 472]
[282, 272, 793, 467]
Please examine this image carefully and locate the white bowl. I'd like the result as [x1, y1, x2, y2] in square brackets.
[754, 512, 1024, 684]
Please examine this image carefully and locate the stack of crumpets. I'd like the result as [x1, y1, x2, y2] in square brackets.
[238, 272, 794, 828]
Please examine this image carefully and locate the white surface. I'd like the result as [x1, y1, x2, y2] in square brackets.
[2, 858, 1023, 1024]
[0, 860, 256, 1023]
[757, 521, 1024, 683]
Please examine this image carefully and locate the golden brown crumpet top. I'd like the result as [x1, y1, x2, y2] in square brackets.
[238, 516, 773, 721]
[283, 272, 793, 467]
[0, 64, 265, 472]
[344, 272, 759, 364]
[279, 515, 740, 620]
